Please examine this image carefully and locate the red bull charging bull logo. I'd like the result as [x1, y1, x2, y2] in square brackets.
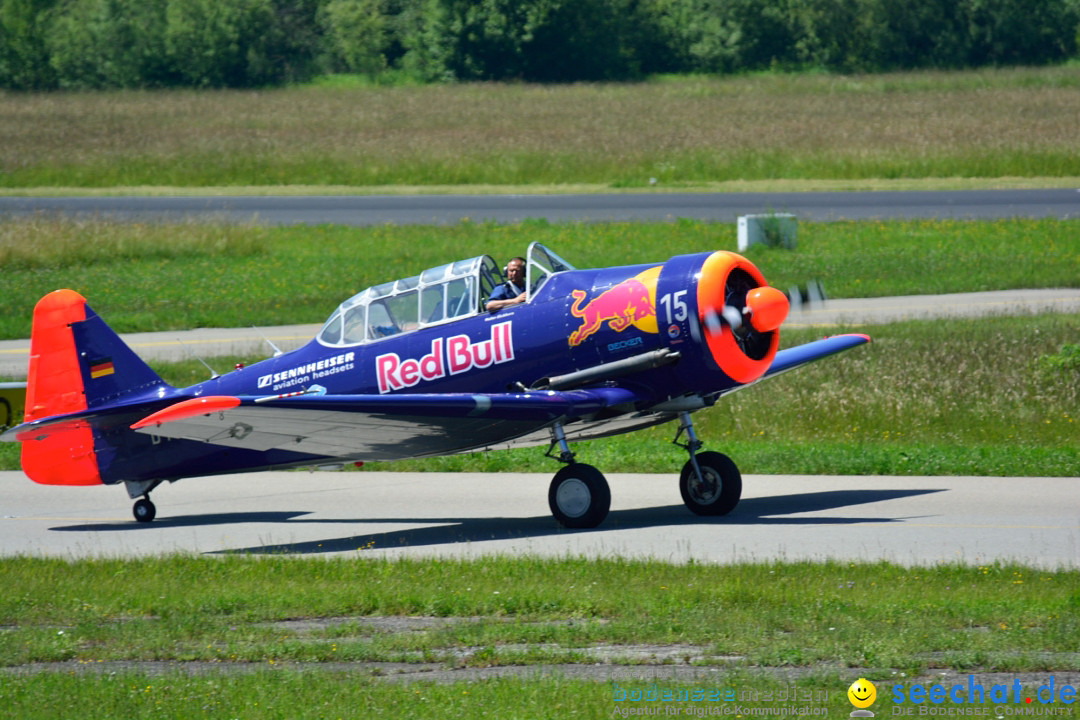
[568, 267, 661, 346]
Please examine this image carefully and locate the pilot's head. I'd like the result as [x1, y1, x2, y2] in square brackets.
[506, 258, 526, 287]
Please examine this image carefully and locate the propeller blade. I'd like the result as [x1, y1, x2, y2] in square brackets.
[704, 305, 745, 335]
[787, 280, 827, 314]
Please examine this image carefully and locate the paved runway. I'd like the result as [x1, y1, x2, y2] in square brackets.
[1, 471, 1076, 567]
[2, 188, 1078, 225]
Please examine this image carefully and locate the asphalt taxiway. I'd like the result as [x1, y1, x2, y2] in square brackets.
[1, 471, 1076, 566]
[2, 188, 1078, 224]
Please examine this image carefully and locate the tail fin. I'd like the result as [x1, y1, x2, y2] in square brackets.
[20, 289, 169, 485]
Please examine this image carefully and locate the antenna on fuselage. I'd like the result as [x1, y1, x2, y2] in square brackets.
[253, 326, 284, 357]
[177, 339, 220, 379]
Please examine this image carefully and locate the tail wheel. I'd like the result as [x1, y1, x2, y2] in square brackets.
[133, 497, 156, 523]
[548, 463, 610, 529]
[679, 451, 741, 516]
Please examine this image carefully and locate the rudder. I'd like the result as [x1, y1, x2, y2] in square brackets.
[20, 289, 169, 485]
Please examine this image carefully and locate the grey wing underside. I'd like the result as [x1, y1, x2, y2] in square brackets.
[128, 388, 653, 462]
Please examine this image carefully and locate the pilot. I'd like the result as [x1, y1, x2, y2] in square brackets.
[485, 256, 527, 311]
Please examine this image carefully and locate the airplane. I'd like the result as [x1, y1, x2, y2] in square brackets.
[1, 242, 868, 528]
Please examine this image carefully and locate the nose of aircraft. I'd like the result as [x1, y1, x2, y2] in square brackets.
[694, 250, 786, 384]
[745, 286, 789, 332]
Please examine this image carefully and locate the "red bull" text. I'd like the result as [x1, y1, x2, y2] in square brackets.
[376, 322, 514, 393]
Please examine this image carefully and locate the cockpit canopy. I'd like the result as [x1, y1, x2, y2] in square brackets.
[318, 255, 502, 346]
[317, 243, 576, 347]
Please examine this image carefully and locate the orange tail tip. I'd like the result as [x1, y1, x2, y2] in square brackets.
[24, 289, 89, 423]
[21, 289, 103, 485]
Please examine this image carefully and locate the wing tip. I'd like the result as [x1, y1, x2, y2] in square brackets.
[834, 332, 871, 343]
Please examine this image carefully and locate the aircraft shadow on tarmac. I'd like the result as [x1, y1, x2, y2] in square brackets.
[51, 487, 945, 555]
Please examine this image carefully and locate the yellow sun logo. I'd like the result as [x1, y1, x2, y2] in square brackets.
[848, 678, 877, 709]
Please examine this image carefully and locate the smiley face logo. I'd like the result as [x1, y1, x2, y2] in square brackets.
[848, 678, 877, 709]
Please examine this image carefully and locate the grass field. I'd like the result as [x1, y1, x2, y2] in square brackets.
[0, 557, 1075, 720]
[1, 555, 1077, 718]
[3, 67, 1080, 189]
[1, 215, 1078, 339]
[5, 555, 1076, 667]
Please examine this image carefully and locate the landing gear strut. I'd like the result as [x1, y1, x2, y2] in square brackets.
[543, 413, 740, 527]
[546, 423, 610, 529]
[674, 412, 742, 516]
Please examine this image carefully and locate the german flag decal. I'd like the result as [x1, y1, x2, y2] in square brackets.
[89, 358, 115, 379]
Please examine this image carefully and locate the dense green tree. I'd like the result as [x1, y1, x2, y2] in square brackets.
[395, 0, 454, 81]
[0, 0, 57, 88]
[46, 0, 173, 88]
[643, 0, 742, 73]
[317, 0, 388, 75]
[522, 0, 655, 81]
[433, 0, 555, 80]
[164, 0, 280, 87]
[1, 0, 1078, 88]
[964, 0, 1079, 65]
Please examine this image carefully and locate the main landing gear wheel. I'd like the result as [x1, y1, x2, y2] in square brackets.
[133, 497, 156, 523]
[548, 463, 610, 529]
[679, 451, 741, 516]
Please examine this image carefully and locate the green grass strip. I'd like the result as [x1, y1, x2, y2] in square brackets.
[1, 556, 1076, 666]
[0, 673, 852, 720]
[2, 217, 1078, 339]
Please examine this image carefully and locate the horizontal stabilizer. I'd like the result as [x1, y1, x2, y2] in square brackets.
[131, 396, 242, 429]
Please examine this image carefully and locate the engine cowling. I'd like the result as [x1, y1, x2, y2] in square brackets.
[696, 251, 787, 383]
[656, 251, 788, 389]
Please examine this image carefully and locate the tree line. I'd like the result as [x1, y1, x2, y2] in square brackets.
[2, 0, 1078, 90]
